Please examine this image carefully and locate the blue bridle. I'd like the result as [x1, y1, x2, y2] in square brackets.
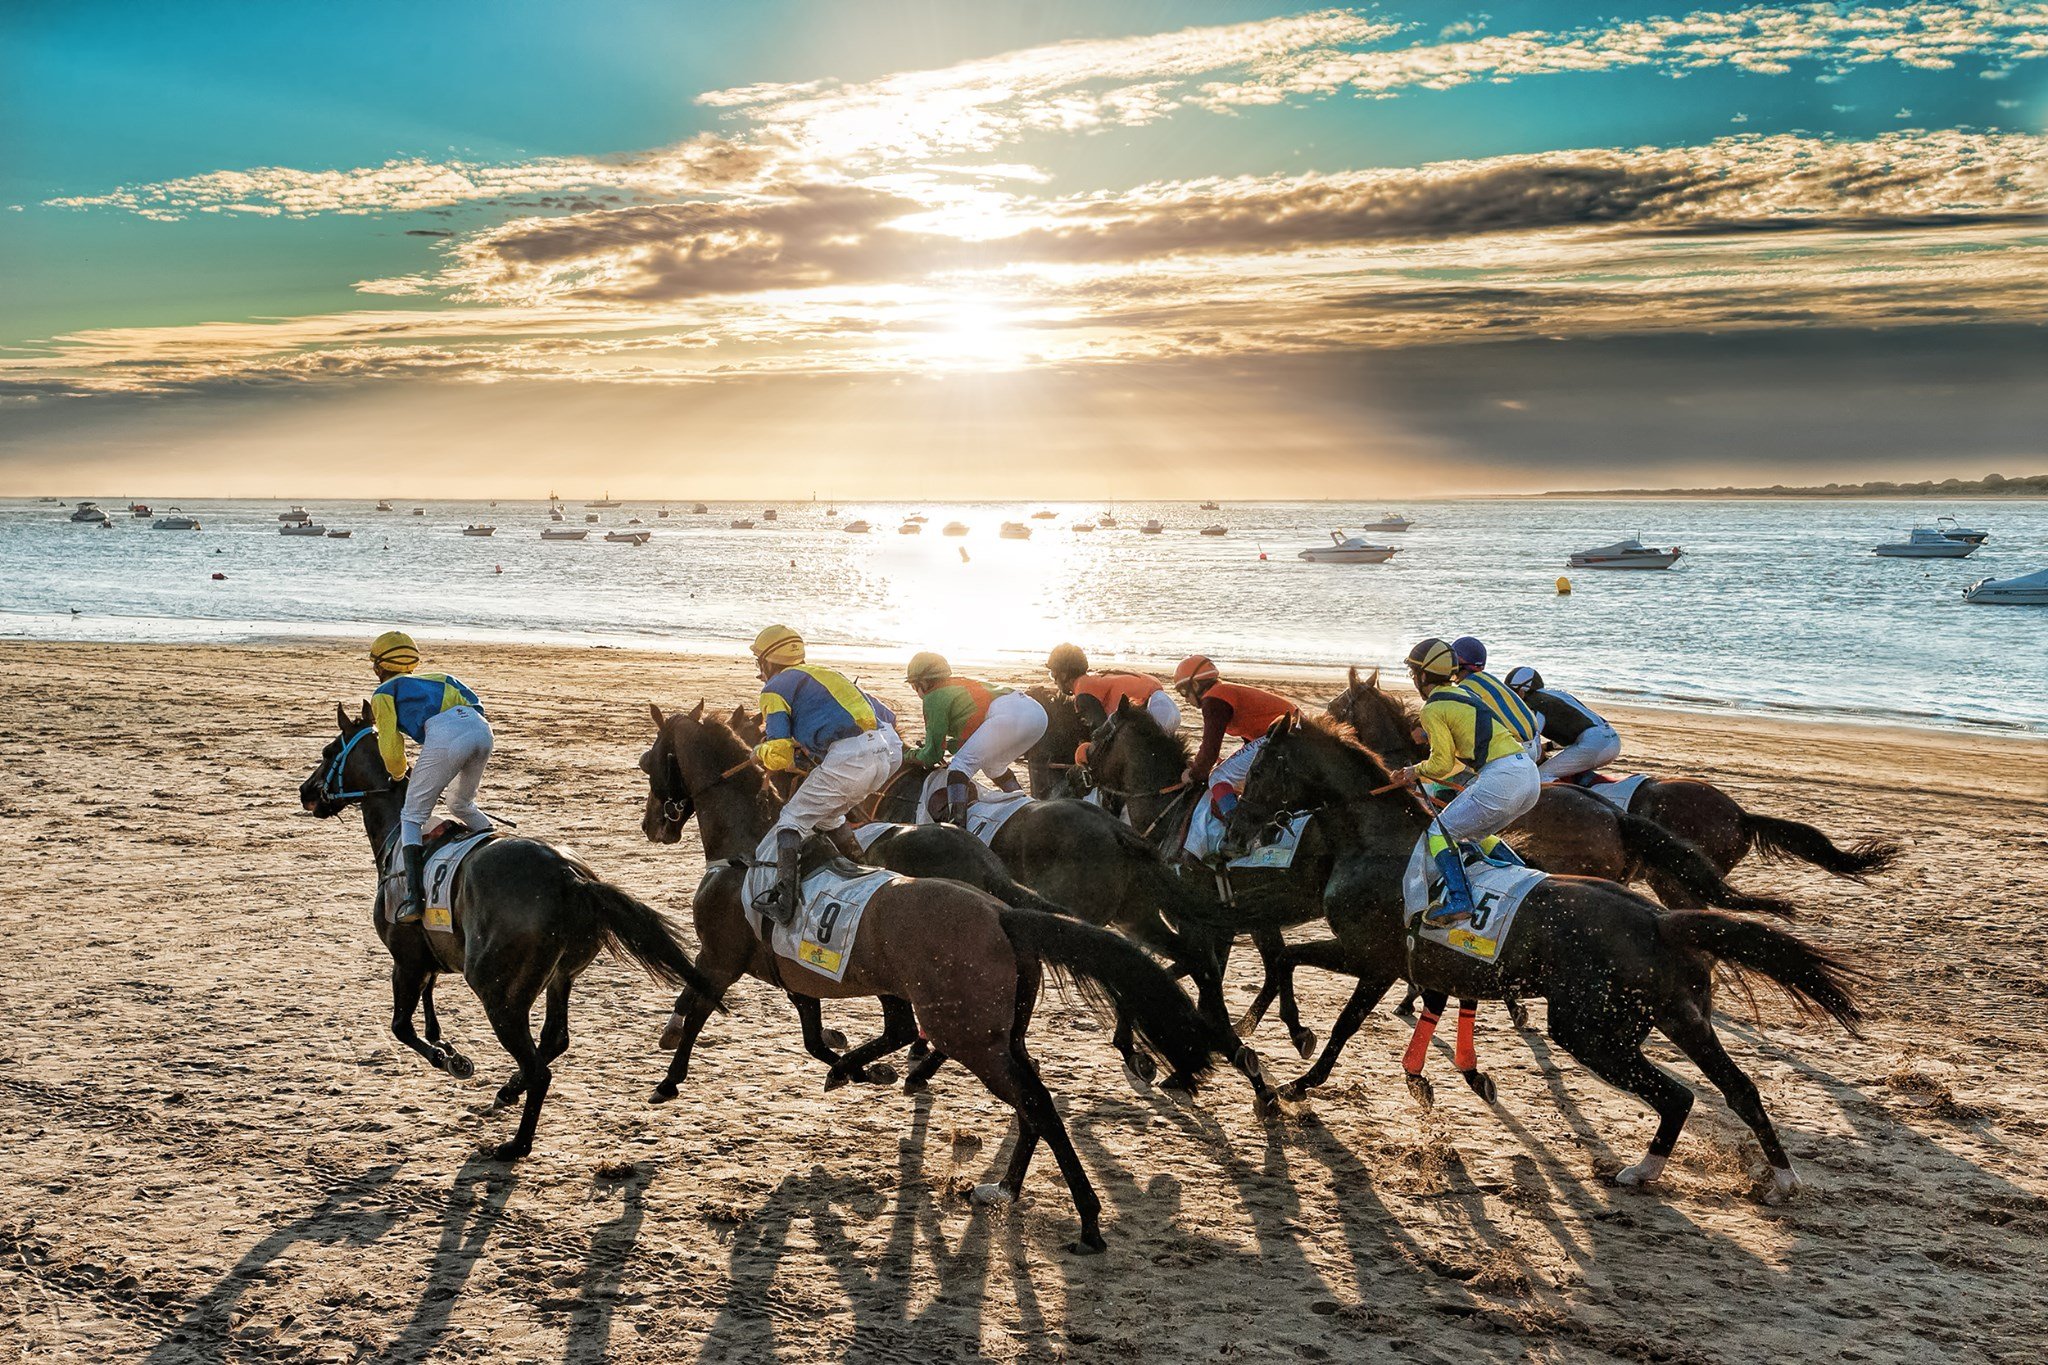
[319, 726, 391, 803]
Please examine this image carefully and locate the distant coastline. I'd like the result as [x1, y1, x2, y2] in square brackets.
[1536, 473, 2048, 499]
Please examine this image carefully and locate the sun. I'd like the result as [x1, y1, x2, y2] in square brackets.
[934, 298, 1032, 369]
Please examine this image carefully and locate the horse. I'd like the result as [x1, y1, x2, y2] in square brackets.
[1232, 712, 1860, 1202]
[1025, 686, 1094, 800]
[639, 702, 1183, 1097]
[298, 703, 716, 1161]
[1329, 667, 1898, 904]
[639, 703, 1256, 1252]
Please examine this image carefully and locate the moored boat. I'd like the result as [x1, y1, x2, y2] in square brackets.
[942, 521, 969, 536]
[1071, 521, 1096, 533]
[1031, 509, 1058, 519]
[462, 525, 495, 537]
[280, 522, 328, 536]
[1568, 536, 1682, 569]
[730, 518, 756, 529]
[1937, 515, 1990, 545]
[128, 503, 152, 517]
[1361, 512, 1413, 533]
[1874, 528, 1976, 559]
[844, 520, 872, 534]
[69, 501, 109, 523]
[1963, 568, 2048, 605]
[326, 529, 353, 538]
[1139, 519, 1165, 535]
[278, 506, 311, 523]
[152, 516, 201, 530]
[1299, 531, 1398, 563]
[540, 527, 589, 540]
[586, 492, 621, 508]
[1200, 524, 1228, 537]
[1000, 521, 1032, 540]
[375, 499, 394, 511]
[897, 520, 920, 534]
[604, 530, 650, 544]
[691, 503, 709, 514]
[1199, 500, 1220, 511]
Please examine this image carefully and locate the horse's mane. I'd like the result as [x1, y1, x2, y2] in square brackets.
[663, 706, 781, 822]
[1334, 669, 1418, 731]
[1111, 706, 1190, 765]
[1298, 711, 1400, 785]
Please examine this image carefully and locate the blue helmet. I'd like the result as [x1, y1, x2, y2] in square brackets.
[1451, 636, 1487, 671]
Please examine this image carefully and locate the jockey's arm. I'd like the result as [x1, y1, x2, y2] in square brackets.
[754, 689, 798, 771]
[1188, 694, 1233, 784]
[369, 691, 409, 779]
[1412, 702, 1464, 784]
[905, 688, 953, 766]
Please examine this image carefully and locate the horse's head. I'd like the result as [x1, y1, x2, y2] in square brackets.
[300, 701, 388, 818]
[640, 701, 763, 845]
[1085, 696, 1186, 813]
[1326, 665, 1424, 761]
[1025, 685, 1087, 763]
[1230, 711, 1410, 849]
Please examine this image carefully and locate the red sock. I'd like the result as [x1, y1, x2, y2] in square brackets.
[1454, 1003, 1478, 1072]
[1402, 1008, 1441, 1075]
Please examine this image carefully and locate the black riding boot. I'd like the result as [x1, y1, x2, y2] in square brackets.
[395, 845, 428, 925]
[757, 827, 805, 925]
[944, 773, 974, 825]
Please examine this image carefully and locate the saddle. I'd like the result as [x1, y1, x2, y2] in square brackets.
[380, 821, 496, 932]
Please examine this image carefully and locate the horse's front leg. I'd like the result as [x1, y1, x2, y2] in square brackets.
[390, 960, 472, 1078]
[651, 984, 723, 1104]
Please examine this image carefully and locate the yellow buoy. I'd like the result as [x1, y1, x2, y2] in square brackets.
[1556, 576, 1572, 595]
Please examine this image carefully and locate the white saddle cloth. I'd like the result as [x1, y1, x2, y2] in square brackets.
[1582, 773, 1650, 812]
[382, 830, 493, 934]
[756, 864, 901, 984]
[1227, 811, 1314, 871]
[1402, 840, 1546, 965]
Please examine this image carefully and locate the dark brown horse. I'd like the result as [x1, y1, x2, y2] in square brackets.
[1329, 667, 1899, 904]
[644, 704, 1252, 1252]
[299, 704, 715, 1161]
[1234, 713, 1860, 1203]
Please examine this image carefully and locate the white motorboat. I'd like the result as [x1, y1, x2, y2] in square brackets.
[730, 518, 756, 529]
[1874, 528, 1977, 558]
[897, 520, 920, 534]
[1937, 515, 1990, 545]
[69, 501, 108, 523]
[1139, 520, 1165, 535]
[462, 525, 496, 537]
[906, 513, 929, 524]
[1071, 521, 1096, 533]
[1000, 521, 1032, 540]
[375, 499, 394, 511]
[1568, 536, 1682, 569]
[604, 530, 650, 544]
[1299, 530, 1399, 564]
[278, 506, 311, 523]
[657, 507, 671, 518]
[1964, 568, 2048, 605]
[942, 521, 969, 536]
[1200, 524, 1228, 537]
[550, 509, 565, 521]
[843, 520, 872, 534]
[280, 522, 327, 536]
[1361, 512, 1413, 533]
[325, 529, 353, 539]
[540, 527, 589, 541]
[1031, 510, 1058, 519]
[152, 516, 201, 530]
[586, 493, 621, 508]
[411, 507, 424, 516]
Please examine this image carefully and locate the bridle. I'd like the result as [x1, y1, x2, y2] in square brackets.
[652, 731, 758, 826]
[316, 727, 394, 805]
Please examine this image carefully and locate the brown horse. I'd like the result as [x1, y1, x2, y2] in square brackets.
[646, 703, 1253, 1252]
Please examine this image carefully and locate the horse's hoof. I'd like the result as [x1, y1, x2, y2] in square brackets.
[823, 1070, 849, 1093]
[1121, 1057, 1156, 1096]
[1405, 1073, 1435, 1111]
[1393, 999, 1416, 1019]
[908, 1040, 931, 1061]
[1277, 1079, 1308, 1104]
[492, 1085, 521, 1110]
[649, 1083, 678, 1105]
[1461, 1069, 1497, 1104]
[1509, 1004, 1534, 1032]
[443, 1052, 474, 1080]
[489, 1139, 530, 1163]
[820, 1028, 849, 1052]
[1291, 1028, 1318, 1061]
[970, 1182, 1016, 1207]
[1762, 1167, 1802, 1205]
[1614, 1154, 1667, 1188]
[903, 1075, 928, 1097]
[864, 1062, 898, 1087]
[1068, 1233, 1108, 1256]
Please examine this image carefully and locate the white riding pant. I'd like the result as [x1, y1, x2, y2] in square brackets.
[1404, 751, 1541, 894]
[401, 706, 494, 847]
[917, 692, 1047, 820]
[1184, 735, 1265, 860]
[750, 726, 901, 905]
[1539, 725, 1622, 781]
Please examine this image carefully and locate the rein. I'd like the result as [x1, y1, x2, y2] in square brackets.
[659, 744, 761, 822]
[321, 728, 392, 803]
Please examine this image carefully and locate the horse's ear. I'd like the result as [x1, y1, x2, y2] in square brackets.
[336, 702, 352, 732]
[728, 704, 745, 727]
[1116, 695, 1136, 717]
[650, 702, 666, 730]
[1348, 664, 1362, 690]
[689, 700, 705, 722]
[360, 701, 373, 725]
[1268, 712, 1293, 740]
[1366, 666, 1380, 689]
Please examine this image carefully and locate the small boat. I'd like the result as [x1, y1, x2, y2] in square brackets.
[843, 520, 872, 534]
[897, 521, 920, 535]
[1937, 515, 1990, 545]
[411, 507, 424, 516]
[1071, 521, 1096, 533]
[1299, 531, 1398, 564]
[540, 527, 589, 541]
[281, 522, 328, 536]
[942, 521, 969, 536]
[69, 502, 108, 523]
[691, 503, 709, 514]
[1361, 512, 1414, 533]
[1568, 536, 1682, 570]
[1031, 510, 1057, 519]
[730, 518, 756, 529]
[152, 516, 201, 531]
[1963, 568, 2048, 605]
[763, 509, 778, 521]
[907, 513, 928, 524]
[657, 508, 671, 518]
[550, 509, 565, 521]
[1199, 501, 1220, 511]
[1139, 520, 1165, 535]
[487, 500, 497, 508]
[1098, 513, 1119, 528]
[375, 499, 394, 511]
[128, 503, 152, 517]
[626, 517, 644, 526]
[1200, 524, 1228, 537]
[1000, 522, 1032, 540]
[278, 506, 311, 523]
[1873, 528, 1977, 559]
[585, 513, 600, 524]
[326, 529, 353, 539]
[586, 493, 621, 508]
[604, 530, 650, 544]
[462, 525, 496, 537]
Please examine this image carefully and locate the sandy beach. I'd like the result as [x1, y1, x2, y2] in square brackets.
[4, 637, 2047, 1364]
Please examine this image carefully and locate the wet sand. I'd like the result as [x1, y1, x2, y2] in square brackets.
[3, 638, 2045, 1363]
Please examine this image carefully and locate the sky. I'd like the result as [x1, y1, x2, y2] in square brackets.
[1, 0, 2045, 498]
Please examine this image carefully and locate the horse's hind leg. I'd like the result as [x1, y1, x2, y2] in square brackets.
[1548, 1008, 1694, 1192]
[481, 985, 553, 1162]
[827, 996, 919, 1089]
[1660, 1008, 1800, 1202]
[495, 980, 571, 1108]
[1280, 969, 1396, 1101]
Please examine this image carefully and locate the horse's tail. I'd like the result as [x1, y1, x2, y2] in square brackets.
[1614, 808, 1798, 917]
[980, 865, 1078, 920]
[999, 908, 1229, 1086]
[569, 863, 720, 1004]
[1658, 911, 1863, 1034]
[1741, 812, 1900, 880]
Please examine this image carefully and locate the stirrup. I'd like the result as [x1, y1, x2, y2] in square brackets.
[1421, 900, 1473, 928]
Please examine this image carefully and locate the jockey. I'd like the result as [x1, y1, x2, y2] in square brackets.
[905, 652, 1048, 824]
[749, 625, 901, 921]
[1045, 642, 1181, 732]
[1451, 636, 1488, 678]
[1389, 637, 1542, 927]
[1506, 666, 1622, 782]
[368, 631, 494, 925]
[1173, 655, 1298, 862]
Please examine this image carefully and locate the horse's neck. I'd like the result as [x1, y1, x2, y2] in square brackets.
[1306, 742, 1422, 855]
[361, 790, 401, 861]
[697, 782, 771, 862]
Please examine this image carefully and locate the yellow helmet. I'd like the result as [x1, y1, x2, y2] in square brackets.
[369, 630, 419, 672]
[1405, 637, 1459, 682]
[905, 651, 951, 685]
[750, 625, 805, 667]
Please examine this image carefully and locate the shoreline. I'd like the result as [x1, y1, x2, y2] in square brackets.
[12, 635, 2046, 757]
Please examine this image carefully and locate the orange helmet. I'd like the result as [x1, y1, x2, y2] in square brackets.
[1173, 655, 1219, 690]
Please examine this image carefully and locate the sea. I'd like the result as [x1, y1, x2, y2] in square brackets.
[5, 497, 2044, 735]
